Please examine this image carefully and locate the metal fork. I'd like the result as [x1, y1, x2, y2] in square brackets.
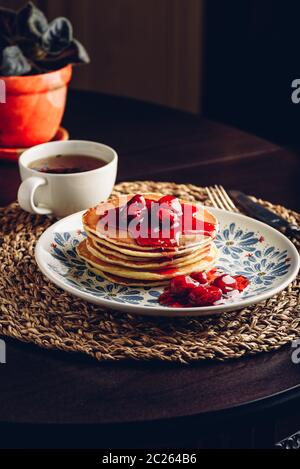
[206, 185, 239, 213]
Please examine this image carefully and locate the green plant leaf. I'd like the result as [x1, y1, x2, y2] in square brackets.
[17, 1, 48, 40]
[42, 17, 73, 54]
[0, 45, 31, 76]
[60, 39, 90, 64]
[0, 3, 89, 75]
[37, 39, 90, 71]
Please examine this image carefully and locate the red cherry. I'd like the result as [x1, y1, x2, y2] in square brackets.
[159, 195, 183, 215]
[191, 220, 215, 233]
[158, 207, 177, 225]
[169, 301, 185, 308]
[188, 285, 207, 305]
[206, 268, 220, 283]
[145, 198, 157, 211]
[127, 195, 146, 209]
[136, 234, 178, 248]
[234, 275, 250, 292]
[158, 288, 187, 308]
[213, 274, 237, 293]
[188, 285, 222, 306]
[158, 289, 172, 305]
[127, 195, 146, 218]
[169, 275, 199, 296]
[190, 271, 208, 284]
[205, 285, 223, 302]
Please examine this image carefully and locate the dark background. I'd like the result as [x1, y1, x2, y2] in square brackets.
[204, 0, 300, 146]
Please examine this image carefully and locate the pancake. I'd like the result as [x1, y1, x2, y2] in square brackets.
[83, 193, 218, 250]
[77, 239, 219, 282]
[79, 193, 219, 288]
[86, 237, 212, 270]
[86, 228, 208, 259]
[84, 257, 218, 287]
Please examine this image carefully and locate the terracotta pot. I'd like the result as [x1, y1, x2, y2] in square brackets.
[0, 65, 72, 148]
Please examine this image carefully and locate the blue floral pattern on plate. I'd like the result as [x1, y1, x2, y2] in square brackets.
[46, 221, 292, 308]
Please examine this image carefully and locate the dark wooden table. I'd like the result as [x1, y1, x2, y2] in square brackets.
[0, 90, 299, 449]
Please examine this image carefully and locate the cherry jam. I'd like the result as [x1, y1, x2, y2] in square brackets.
[159, 270, 250, 308]
[100, 194, 216, 248]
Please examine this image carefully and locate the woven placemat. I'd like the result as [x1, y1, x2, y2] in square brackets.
[0, 181, 299, 364]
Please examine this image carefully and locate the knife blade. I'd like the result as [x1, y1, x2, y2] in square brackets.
[229, 190, 300, 241]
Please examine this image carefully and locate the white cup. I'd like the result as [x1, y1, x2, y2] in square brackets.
[18, 140, 118, 218]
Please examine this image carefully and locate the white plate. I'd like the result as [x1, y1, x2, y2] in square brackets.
[35, 208, 300, 317]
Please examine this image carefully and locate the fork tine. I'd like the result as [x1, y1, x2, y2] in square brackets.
[217, 185, 239, 213]
[206, 186, 226, 210]
[206, 185, 240, 212]
[213, 186, 228, 210]
[205, 186, 217, 208]
[213, 185, 233, 211]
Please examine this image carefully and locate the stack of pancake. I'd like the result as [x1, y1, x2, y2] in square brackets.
[77, 194, 219, 287]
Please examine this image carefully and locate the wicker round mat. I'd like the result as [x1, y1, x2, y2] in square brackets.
[0, 181, 299, 364]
